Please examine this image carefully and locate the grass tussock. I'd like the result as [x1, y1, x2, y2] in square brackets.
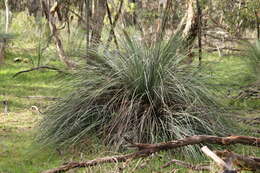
[38, 34, 230, 152]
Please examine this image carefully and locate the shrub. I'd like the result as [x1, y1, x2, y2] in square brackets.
[38, 33, 228, 152]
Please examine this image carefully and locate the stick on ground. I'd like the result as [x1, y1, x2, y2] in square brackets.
[13, 66, 68, 77]
[161, 159, 210, 171]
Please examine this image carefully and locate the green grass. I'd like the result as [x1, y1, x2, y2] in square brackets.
[201, 53, 260, 109]
[0, 53, 67, 173]
[0, 52, 65, 112]
[0, 130, 62, 173]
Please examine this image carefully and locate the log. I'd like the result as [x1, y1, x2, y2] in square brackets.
[42, 135, 260, 173]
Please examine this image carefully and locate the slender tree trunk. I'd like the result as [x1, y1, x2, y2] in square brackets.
[5, 0, 9, 33]
[106, 0, 123, 48]
[85, 0, 91, 51]
[156, 0, 172, 42]
[0, 0, 9, 64]
[0, 40, 5, 65]
[196, 0, 202, 66]
[180, 0, 199, 64]
[255, 10, 260, 40]
[130, 0, 137, 25]
[91, 0, 106, 44]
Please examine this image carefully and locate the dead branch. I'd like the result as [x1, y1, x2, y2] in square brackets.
[21, 96, 61, 101]
[128, 135, 260, 150]
[236, 117, 260, 125]
[13, 66, 68, 78]
[161, 159, 210, 171]
[201, 146, 234, 171]
[215, 150, 260, 171]
[42, 152, 148, 173]
[42, 135, 260, 173]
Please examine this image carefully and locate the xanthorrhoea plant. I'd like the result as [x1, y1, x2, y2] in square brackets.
[38, 33, 228, 155]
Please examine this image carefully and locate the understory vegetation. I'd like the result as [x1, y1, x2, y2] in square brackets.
[0, 1, 260, 172]
[1, 51, 259, 173]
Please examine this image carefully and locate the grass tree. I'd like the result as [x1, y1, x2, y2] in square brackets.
[38, 33, 229, 153]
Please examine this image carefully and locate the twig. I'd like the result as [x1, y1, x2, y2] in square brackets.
[161, 159, 210, 171]
[42, 135, 260, 173]
[13, 66, 68, 78]
[236, 116, 260, 125]
[21, 96, 61, 101]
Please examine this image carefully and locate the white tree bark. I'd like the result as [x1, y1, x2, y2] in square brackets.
[5, 0, 9, 33]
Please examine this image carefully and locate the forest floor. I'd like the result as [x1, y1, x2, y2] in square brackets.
[0, 52, 259, 173]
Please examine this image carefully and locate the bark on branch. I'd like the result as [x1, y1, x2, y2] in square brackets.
[42, 135, 260, 173]
[13, 66, 68, 77]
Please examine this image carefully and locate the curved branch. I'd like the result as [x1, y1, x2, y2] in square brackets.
[13, 66, 68, 78]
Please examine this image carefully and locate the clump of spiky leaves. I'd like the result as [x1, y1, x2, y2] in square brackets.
[38, 34, 228, 152]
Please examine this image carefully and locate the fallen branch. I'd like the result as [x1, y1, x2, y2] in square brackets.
[21, 96, 61, 101]
[42, 152, 148, 173]
[13, 66, 68, 78]
[202, 146, 235, 172]
[236, 116, 260, 126]
[215, 150, 260, 171]
[42, 135, 260, 173]
[127, 135, 260, 150]
[161, 159, 210, 171]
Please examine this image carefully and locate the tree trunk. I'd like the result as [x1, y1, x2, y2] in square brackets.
[255, 10, 260, 40]
[85, 0, 91, 51]
[106, 0, 123, 48]
[155, 0, 172, 42]
[196, 0, 202, 66]
[28, 0, 41, 17]
[91, 0, 106, 44]
[0, 0, 9, 65]
[177, 0, 199, 64]
[0, 40, 5, 65]
[5, 0, 9, 33]
[42, 0, 76, 69]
